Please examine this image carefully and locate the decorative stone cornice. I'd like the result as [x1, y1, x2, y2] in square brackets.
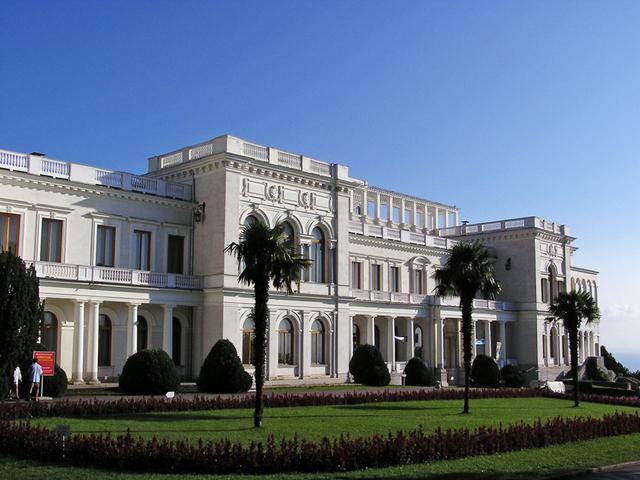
[349, 233, 448, 256]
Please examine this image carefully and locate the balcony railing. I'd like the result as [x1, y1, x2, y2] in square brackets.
[349, 289, 516, 310]
[35, 262, 202, 290]
[0, 149, 193, 201]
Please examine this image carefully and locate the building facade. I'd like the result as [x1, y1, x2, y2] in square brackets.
[0, 135, 600, 385]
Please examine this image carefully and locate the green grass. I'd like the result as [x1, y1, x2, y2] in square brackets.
[3, 432, 640, 479]
[32, 397, 638, 445]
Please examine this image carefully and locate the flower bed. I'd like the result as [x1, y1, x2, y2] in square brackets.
[1, 412, 639, 474]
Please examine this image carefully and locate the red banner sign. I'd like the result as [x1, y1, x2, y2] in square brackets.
[33, 351, 55, 377]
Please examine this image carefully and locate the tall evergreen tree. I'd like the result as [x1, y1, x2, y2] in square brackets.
[549, 290, 600, 407]
[0, 252, 43, 398]
[226, 220, 308, 427]
[434, 240, 501, 414]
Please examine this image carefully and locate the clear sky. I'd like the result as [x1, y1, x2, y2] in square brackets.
[2, 1, 638, 368]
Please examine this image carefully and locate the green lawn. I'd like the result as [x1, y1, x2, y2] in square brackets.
[3, 432, 640, 479]
[32, 397, 638, 445]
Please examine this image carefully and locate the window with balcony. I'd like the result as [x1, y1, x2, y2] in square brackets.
[411, 269, 424, 294]
[133, 230, 151, 270]
[95, 226, 115, 267]
[309, 228, 325, 283]
[167, 235, 184, 274]
[0, 212, 20, 254]
[390, 266, 400, 293]
[371, 264, 382, 291]
[351, 261, 362, 289]
[40, 218, 63, 262]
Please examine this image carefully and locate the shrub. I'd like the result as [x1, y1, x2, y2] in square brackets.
[403, 357, 434, 386]
[471, 354, 500, 388]
[119, 349, 179, 395]
[43, 365, 68, 397]
[584, 357, 612, 382]
[501, 364, 525, 388]
[197, 339, 252, 393]
[349, 345, 390, 386]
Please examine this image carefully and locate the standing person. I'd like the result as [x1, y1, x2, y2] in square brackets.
[28, 358, 43, 401]
[12, 364, 22, 399]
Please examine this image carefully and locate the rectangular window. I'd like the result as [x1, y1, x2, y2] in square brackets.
[0, 213, 20, 255]
[392, 206, 400, 223]
[95, 226, 115, 267]
[416, 212, 424, 228]
[412, 269, 424, 294]
[40, 218, 63, 262]
[371, 264, 382, 291]
[404, 208, 411, 224]
[390, 266, 399, 292]
[367, 200, 376, 218]
[557, 280, 564, 298]
[380, 203, 388, 220]
[167, 235, 184, 274]
[541, 278, 549, 303]
[133, 230, 151, 270]
[351, 261, 362, 289]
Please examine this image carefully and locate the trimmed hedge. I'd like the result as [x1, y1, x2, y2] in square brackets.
[501, 365, 525, 388]
[349, 345, 390, 386]
[119, 349, 179, 395]
[197, 340, 252, 394]
[471, 354, 500, 388]
[403, 358, 434, 386]
[1, 411, 639, 474]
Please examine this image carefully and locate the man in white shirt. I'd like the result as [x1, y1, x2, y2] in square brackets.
[29, 358, 43, 401]
[12, 365, 22, 399]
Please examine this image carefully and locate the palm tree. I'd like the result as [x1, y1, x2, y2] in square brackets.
[226, 220, 309, 427]
[549, 290, 599, 407]
[434, 240, 501, 414]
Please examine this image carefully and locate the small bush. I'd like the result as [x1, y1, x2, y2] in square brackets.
[584, 357, 612, 382]
[501, 364, 525, 388]
[471, 354, 500, 388]
[119, 349, 179, 395]
[197, 340, 252, 393]
[42, 365, 68, 397]
[403, 357, 434, 386]
[349, 345, 390, 386]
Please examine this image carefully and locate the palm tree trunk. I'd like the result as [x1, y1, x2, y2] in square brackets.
[569, 328, 579, 407]
[461, 298, 473, 414]
[252, 272, 269, 427]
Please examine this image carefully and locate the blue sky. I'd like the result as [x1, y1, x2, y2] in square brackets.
[2, 1, 639, 368]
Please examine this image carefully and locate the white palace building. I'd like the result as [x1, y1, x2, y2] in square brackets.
[0, 135, 601, 385]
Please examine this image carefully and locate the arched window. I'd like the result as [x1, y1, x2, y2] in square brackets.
[244, 214, 258, 226]
[353, 324, 360, 352]
[281, 222, 295, 250]
[137, 316, 148, 351]
[311, 319, 325, 364]
[242, 316, 255, 365]
[42, 312, 58, 354]
[172, 317, 182, 365]
[98, 314, 112, 366]
[278, 318, 294, 365]
[414, 325, 423, 359]
[355, 205, 362, 215]
[548, 265, 557, 301]
[310, 227, 325, 283]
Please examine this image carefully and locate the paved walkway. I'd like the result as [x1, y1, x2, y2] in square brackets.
[559, 462, 640, 479]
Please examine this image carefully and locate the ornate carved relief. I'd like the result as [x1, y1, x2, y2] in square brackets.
[240, 176, 332, 213]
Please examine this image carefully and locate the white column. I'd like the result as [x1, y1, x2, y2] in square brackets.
[387, 316, 396, 371]
[556, 326, 562, 365]
[375, 192, 381, 221]
[498, 321, 506, 363]
[88, 301, 100, 384]
[162, 304, 174, 357]
[366, 315, 375, 345]
[72, 300, 85, 384]
[349, 315, 355, 359]
[457, 319, 463, 367]
[485, 320, 492, 358]
[406, 317, 414, 360]
[436, 318, 444, 368]
[471, 320, 477, 359]
[127, 303, 140, 357]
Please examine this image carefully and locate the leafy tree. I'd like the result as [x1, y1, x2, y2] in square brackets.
[0, 252, 42, 399]
[549, 291, 600, 407]
[226, 220, 308, 427]
[434, 240, 501, 414]
[600, 345, 629, 377]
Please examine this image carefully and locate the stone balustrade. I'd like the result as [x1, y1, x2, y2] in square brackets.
[349, 289, 516, 310]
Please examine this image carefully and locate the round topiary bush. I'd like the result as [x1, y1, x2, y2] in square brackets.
[500, 364, 525, 388]
[349, 344, 390, 386]
[119, 349, 179, 395]
[43, 365, 68, 397]
[403, 357, 434, 386]
[197, 339, 252, 393]
[471, 354, 500, 388]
